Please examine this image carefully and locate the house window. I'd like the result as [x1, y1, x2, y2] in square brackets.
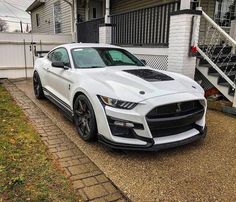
[93, 8, 97, 19]
[214, 0, 236, 27]
[54, 1, 62, 33]
[36, 14, 40, 27]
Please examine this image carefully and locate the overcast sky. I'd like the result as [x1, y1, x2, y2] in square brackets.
[0, 0, 34, 32]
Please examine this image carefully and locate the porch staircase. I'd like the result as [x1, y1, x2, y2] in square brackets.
[195, 10, 236, 106]
[197, 45, 235, 102]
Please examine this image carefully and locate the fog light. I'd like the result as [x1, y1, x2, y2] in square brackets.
[114, 121, 134, 128]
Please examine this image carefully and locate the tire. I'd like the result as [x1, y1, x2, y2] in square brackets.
[74, 94, 97, 142]
[33, 71, 45, 99]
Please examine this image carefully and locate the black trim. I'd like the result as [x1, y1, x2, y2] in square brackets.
[98, 126, 207, 151]
[123, 69, 174, 82]
[146, 110, 204, 130]
[99, 23, 113, 27]
[43, 88, 72, 111]
[170, 9, 202, 16]
[43, 88, 74, 121]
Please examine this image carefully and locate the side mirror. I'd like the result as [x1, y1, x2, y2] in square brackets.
[140, 59, 147, 65]
[52, 61, 69, 70]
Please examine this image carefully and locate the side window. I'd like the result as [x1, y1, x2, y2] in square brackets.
[54, 1, 62, 33]
[47, 51, 53, 61]
[50, 48, 70, 67]
[36, 14, 40, 27]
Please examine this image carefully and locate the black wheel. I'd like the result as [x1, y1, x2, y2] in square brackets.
[33, 71, 45, 99]
[74, 94, 97, 142]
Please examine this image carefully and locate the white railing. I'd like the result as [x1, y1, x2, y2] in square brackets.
[197, 47, 236, 89]
[201, 11, 236, 48]
[197, 9, 236, 90]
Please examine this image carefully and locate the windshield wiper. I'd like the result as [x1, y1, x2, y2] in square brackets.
[89, 66, 104, 68]
[78, 66, 105, 69]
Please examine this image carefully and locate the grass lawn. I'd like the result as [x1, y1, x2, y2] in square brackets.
[0, 84, 79, 201]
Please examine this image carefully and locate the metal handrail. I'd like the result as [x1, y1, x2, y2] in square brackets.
[197, 9, 236, 89]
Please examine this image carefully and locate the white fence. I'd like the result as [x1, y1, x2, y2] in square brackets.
[0, 32, 72, 79]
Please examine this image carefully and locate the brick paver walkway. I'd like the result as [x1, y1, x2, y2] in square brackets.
[2, 80, 128, 202]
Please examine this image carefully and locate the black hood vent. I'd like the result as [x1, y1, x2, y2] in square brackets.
[123, 69, 174, 82]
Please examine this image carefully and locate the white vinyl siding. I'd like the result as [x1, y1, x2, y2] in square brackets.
[31, 0, 71, 34]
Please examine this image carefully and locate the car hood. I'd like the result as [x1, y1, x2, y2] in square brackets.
[78, 66, 204, 103]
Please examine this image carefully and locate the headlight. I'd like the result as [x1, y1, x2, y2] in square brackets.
[98, 95, 137, 110]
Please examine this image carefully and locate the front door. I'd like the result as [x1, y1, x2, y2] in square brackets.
[47, 47, 72, 110]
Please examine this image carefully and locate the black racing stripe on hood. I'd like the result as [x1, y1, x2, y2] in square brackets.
[123, 69, 174, 82]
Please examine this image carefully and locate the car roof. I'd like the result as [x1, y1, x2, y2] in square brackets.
[57, 43, 122, 50]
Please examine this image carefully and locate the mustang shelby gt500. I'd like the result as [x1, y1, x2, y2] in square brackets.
[33, 43, 207, 151]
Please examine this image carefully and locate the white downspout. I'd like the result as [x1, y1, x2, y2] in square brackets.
[74, 0, 77, 42]
[71, 3, 75, 42]
[85, 0, 89, 21]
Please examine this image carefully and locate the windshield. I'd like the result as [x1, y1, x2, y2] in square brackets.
[71, 47, 144, 68]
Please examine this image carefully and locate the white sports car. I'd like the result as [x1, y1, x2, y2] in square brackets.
[33, 43, 207, 151]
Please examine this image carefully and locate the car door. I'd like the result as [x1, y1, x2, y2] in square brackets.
[47, 47, 73, 111]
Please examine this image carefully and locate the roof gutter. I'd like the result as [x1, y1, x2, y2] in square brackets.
[26, 0, 46, 12]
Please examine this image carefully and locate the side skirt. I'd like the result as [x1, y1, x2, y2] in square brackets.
[43, 88, 74, 122]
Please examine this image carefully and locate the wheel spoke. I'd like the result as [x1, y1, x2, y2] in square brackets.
[82, 103, 87, 111]
[33, 76, 37, 83]
[75, 110, 83, 116]
[78, 100, 84, 111]
[85, 122, 90, 133]
[81, 123, 86, 134]
[86, 111, 91, 119]
[77, 118, 83, 126]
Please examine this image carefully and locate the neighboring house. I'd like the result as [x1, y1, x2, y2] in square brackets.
[26, 0, 72, 34]
[26, 0, 236, 43]
[27, 0, 236, 108]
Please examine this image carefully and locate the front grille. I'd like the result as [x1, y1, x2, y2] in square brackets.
[146, 100, 205, 138]
[146, 100, 204, 119]
[150, 124, 196, 138]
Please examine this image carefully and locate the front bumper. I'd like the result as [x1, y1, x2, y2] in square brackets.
[96, 92, 207, 151]
[98, 126, 207, 151]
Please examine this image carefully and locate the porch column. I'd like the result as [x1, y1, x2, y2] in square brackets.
[99, 24, 112, 44]
[168, 9, 202, 79]
[230, 20, 236, 40]
[105, 0, 110, 24]
[99, 0, 112, 44]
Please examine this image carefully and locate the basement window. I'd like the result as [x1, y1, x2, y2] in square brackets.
[54, 1, 62, 33]
[93, 8, 97, 19]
